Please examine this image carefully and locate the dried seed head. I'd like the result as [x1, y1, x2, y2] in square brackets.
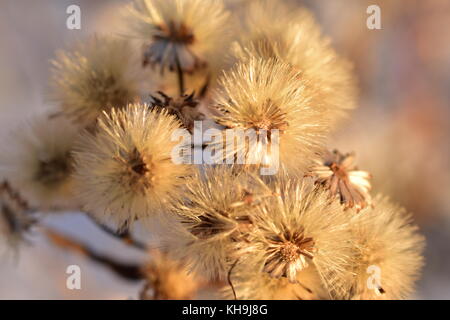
[235, 175, 354, 298]
[143, 22, 205, 73]
[263, 230, 316, 283]
[310, 150, 372, 211]
[150, 91, 204, 132]
[50, 36, 140, 126]
[0, 117, 77, 210]
[233, 0, 357, 127]
[214, 57, 329, 175]
[73, 104, 193, 229]
[344, 196, 425, 300]
[128, 0, 230, 74]
[223, 264, 328, 300]
[169, 166, 272, 280]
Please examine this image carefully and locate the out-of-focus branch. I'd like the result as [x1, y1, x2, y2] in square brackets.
[85, 214, 148, 251]
[139, 249, 202, 300]
[44, 227, 144, 281]
[175, 56, 185, 95]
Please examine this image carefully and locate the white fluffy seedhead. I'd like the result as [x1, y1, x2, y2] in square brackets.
[73, 104, 193, 229]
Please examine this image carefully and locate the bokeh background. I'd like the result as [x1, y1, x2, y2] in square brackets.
[0, 0, 449, 299]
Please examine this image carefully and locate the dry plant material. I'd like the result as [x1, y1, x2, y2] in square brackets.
[141, 250, 200, 300]
[310, 150, 372, 211]
[73, 105, 193, 229]
[0, 181, 34, 250]
[150, 91, 204, 132]
[0, 0, 425, 301]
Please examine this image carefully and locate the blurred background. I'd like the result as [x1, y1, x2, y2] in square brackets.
[0, 0, 449, 299]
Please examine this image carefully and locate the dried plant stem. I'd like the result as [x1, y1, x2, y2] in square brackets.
[228, 258, 240, 300]
[86, 214, 148, 251]
[175, 57, 185, 95]
[0, 182, 148, 252]
[44, 227, 144, 281]
[198, 74, 210, 98]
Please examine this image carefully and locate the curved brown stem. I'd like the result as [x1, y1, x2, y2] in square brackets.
[86, 214, 148, 251]
[44, 227, 144, 281]
[228, 258, 240, 300]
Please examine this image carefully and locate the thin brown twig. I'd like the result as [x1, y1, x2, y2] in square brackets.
[228, 258, 240, 300]
[2, 181, 147, 280]
[44, 227, 144, 281]
[198, 74, 210, 98]
[293, 280, 313, 294]
[86, 213, 148, 251]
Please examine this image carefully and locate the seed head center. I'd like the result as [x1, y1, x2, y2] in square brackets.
[280, 242, 300, 262]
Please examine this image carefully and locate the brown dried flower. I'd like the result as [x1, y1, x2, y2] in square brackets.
[310, 150, 372, 211]
[143, 21, 205, 73]
[150, 91, 204, 132]
[263, 228, 317, 283]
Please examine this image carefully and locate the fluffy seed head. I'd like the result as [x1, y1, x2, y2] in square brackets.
[128, 0, 230, 74]
[344, 196, 425, 300]
[224, 264, 328, 300]
[214, 57, 329, 175]
[50, 36, 140, 126]
[0, 117, 77, 210]
[234, 0, 357, 127]
[73, 104, 193, 229]
[237, 176, 353, 298]
[310, 150, 372, 211]
[170, 166, 273, 280]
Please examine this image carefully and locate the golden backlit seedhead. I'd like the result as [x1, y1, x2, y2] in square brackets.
[73, 104, 193, 229]
[50, 36, 140, 126]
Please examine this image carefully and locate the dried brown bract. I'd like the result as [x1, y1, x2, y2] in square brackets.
[150, 91, 204, 132]
[310, 150, 372, 211]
